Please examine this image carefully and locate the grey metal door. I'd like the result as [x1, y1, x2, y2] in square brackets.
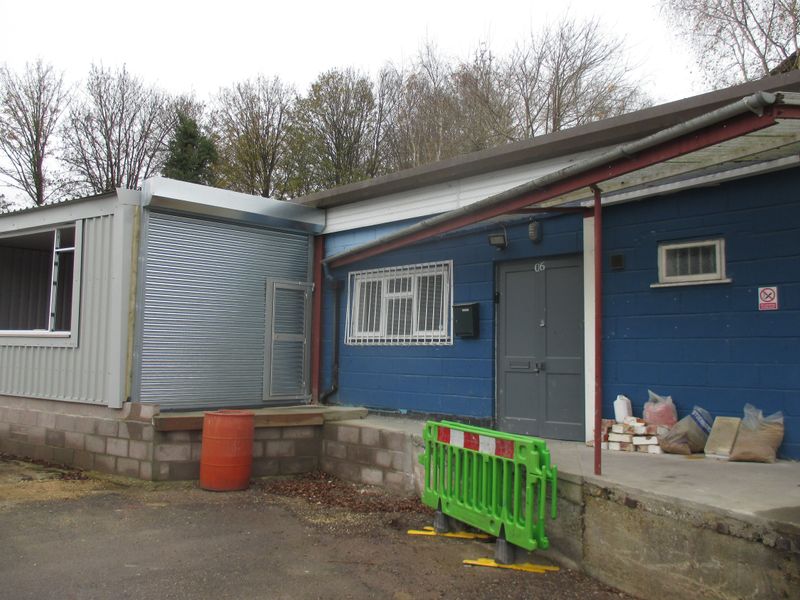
[496, 255, 584, 440]
[265, 280, 312, 403]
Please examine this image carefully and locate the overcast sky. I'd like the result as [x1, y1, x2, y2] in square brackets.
[1, 0, 704, 103]
[0, 0, 707, 205]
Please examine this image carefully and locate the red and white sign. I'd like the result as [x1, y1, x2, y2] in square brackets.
[437, 426, 515, 459]
[758, 286, 778, 311]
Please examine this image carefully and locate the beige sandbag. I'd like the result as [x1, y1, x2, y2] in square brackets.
[729, 404, 784, 463]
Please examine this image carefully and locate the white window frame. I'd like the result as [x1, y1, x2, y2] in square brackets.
[0, 221, 83, 347]
[652, 238, 731, 288]
[346, 261, 453, 346]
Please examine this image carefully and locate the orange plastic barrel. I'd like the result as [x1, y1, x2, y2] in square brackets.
[199, 409, 254, 491]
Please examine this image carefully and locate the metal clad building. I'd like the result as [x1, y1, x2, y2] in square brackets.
[0, 198, 125, 406]
[0, 178, 323, 411]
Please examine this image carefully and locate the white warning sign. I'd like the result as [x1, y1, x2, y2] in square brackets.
[758, 287, 778, 311]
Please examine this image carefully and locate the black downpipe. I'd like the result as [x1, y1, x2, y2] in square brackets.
[319, 279, 341, 404]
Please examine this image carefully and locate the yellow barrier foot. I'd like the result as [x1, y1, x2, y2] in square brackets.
[462, 558, 560, 573]
[407, 526, 492, 540]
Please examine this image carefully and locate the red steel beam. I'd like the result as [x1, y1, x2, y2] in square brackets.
[328, 110, 781, 269]
[310, 236, 324, 404]
[592, 186, 603, 477]
[511, 207, 587, 214]
[773, 105, 800, 119]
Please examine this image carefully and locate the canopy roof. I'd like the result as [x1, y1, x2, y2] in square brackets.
[325, 91, 800, 268]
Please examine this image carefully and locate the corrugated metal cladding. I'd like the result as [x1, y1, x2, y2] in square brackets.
[139, 211, 311, 409]
[0, 215, 115, 404]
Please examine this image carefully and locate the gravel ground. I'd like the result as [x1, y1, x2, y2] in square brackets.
[0, 455, 638, 600]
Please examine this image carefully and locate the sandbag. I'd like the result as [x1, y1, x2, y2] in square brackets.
[644, 390, 678, 427]
[730, 404, 784, 463]
[660, 406, 713, 455]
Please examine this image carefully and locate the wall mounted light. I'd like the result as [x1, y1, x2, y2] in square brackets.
[488, 230, 508, 250]
[528, 221, 542, 243]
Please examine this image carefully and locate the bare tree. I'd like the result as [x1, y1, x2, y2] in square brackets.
[662, 0, 800, 85]
[0, 193, 10, 211]
[212, 76, 294, 198]
[0, 60, 69, 205]
[382, 43, 464, 171]
[62, 64, 174, 194]
[453, 44, 517, 150]
[378, 27, 646, 174]
[508, 17, 649, 138]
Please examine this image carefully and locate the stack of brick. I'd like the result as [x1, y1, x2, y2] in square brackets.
[593, 417, 670, 455]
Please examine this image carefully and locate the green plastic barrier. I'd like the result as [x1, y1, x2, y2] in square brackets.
[419, 420, 558, 552]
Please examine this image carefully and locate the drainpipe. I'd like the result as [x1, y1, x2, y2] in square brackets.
[319, 263, 341, 405]
[311, 236, 324, 403]
[592, 185, 603, 476]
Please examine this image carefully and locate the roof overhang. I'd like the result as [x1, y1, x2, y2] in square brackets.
[298, 71, 800, 210]
[325, 91, 800, 269]
[142, 177, 325, 234]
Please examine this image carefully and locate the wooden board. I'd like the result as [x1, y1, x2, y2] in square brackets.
[704, 417, 741, 460]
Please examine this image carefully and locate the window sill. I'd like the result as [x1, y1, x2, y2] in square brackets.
[0, 330, 77, 348]
[650, 278, 732, 289]
[346, 339, 453, 346]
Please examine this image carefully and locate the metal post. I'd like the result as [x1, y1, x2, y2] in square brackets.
[310, 236, 324, 403]
[592, 186, 603, 476]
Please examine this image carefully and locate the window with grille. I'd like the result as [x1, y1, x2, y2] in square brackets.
[657, 238, 727, 285]
[346, 261, 452, 345]
[0, 223, 81, 335]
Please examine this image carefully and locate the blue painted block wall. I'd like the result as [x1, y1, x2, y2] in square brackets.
[602, 168, 800, 459]
[321, 214, 584, 419]
[321, 167, 799, 458]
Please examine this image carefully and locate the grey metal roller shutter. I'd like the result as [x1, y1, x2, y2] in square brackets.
[139, 211, 311, 409]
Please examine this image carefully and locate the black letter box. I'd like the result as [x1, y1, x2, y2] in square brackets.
[453, 303, 479, 338]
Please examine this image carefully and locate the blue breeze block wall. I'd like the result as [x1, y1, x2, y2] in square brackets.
[602, 168, 800, 459]
[321, 214, 584, 419]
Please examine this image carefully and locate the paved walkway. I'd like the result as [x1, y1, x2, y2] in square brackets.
[357, 415, 800, 533]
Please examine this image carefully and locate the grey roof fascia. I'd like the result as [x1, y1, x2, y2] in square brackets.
[141, 177, 325, 234]
[297, 70, 800, 209]
[0, 192, 119, 234]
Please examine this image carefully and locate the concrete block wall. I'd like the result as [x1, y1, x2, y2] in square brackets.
[0, 395, 321, 481]
[321, 420, 425, 495]
[0, 396, 157, 479]
[148, 426, 321, 481]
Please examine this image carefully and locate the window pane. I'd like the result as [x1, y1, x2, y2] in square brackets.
[357, 280, 382, 333]
[0, 230, 53, 330]
[663, 241, 721, 281]
[53, 250, 74, 331]
[388, 276, 411, 294]
[387, 297, 412, 336]
[417, 274, 444, 331]
[701, 245, 716, 273]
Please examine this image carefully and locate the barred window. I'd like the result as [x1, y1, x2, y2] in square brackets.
[657, 238, 727, 285]
[346, 261, 452, 345]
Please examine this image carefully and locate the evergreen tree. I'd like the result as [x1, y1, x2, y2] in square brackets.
[162, 111, 218, 185]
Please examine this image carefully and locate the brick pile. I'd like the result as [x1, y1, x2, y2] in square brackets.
[594, 417, 670, 455]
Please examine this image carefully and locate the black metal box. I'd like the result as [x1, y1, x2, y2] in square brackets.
[453, 303, 479, 338]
